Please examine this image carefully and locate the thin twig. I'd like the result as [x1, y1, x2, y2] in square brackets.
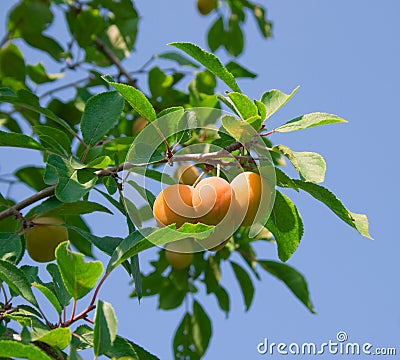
[69, 128, 88, 150]
[39, 77, 90, 99]
[0, 186, 56, 221]
[69, 299, 77, 324]
[261, 129, 276, 137]
[94, 37, 136, 87]
[0, 140, 250, 222]
[83, 317, 94, 325]
[62, 272, 110, 327]
[80, 145, 91, 162]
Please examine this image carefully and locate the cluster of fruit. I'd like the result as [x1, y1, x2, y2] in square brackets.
[24, 164, 271, 271]
[155, 165, 271, 269]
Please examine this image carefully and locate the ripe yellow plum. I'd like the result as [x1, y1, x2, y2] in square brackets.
[230, 172, 271, 226]
[153, 184, 196, 228]
[192, 177, 234, 225]
[192, 177, 238, 250]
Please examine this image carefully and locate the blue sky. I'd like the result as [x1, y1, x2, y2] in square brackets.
[1, 1, 400, 359]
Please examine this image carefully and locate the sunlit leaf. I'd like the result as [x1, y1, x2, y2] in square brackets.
[275, 112, 347, 133]
[55, 242, 103, 300]
[170, 42, 240, 92]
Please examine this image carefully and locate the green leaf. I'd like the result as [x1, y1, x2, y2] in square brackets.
[15, 166, 47, 191]
[258, 260, 315, 313]
[225, 61, 257, 79]
[246, 115, 262, 131]
[0, 111, 22, 132]
[294, 181, 372, 239]
[261, 87, 299, 119]
[66, 225, 123, 257]
[173, 313, 195, 360]
[34, 198, 112, 216]
[273, 145, 326, 183]
[227, 92, 258, 120]
[169, 42, 241, 92]
[208, 17, 224, 52]
[69, 345, 83, 360]
[33, 328, 72, 350]
[72, 9, 104, 47]
[93, 188, 126, 214]
[0, 43, 25, 83]
[204, 256, 220, 294]
[221, 115, 255, 144]
[46, 154, 98, 203]
[157, 51, 200, 68]
[107, 224, 214, 272]
[71, 324, 94, 350]
[59, 200, 112, 215]
[20, 265, 41, 285]
[5, 307, 45, 331]
[148, 66, 174, 99]
[0, 340, 52, 360]
[61, 215, 93, 258]
[105, 335, 160, 359]
[127, 180, 156, 208]
[254, 99, 267, 120]
[33, 125, 71, 156]
[230, 261, 255, 311]
[32, 283, 63, 314]
[46, 263, 72, 307]
[0, 130, 43, 150]
[251, 5, 272, 38]
[214, 286, 230, 316]
[158, 282, 186, 310]
[0, 91, 72, 130]
[27, 62, 63, 84]
[55, 242, 103, 300]
[275, 112, 347, 133]
[275, 168, 299, 190]
[86, 155, 113, 169]
[94, 300, 118, 356]
[81, 91, 124, 146]
[105, 80, 156, 122]
[225, 18, 244, 57]
[130, 255, 142, 301]
[266, 191, 304, 262]
[0, 232, 23, 263]
[192, 300, 212, 357]
[0, 260, 38, 308]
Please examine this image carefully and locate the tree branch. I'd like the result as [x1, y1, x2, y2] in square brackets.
[0, 140, 267, 222]
[94, 37, 137, 87]
[0, 186, 56, 221]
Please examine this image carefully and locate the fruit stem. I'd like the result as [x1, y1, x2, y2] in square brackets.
[192, 171, 206, 187]
[216, 164, 221, 177]
[80, 145, 91, 162]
